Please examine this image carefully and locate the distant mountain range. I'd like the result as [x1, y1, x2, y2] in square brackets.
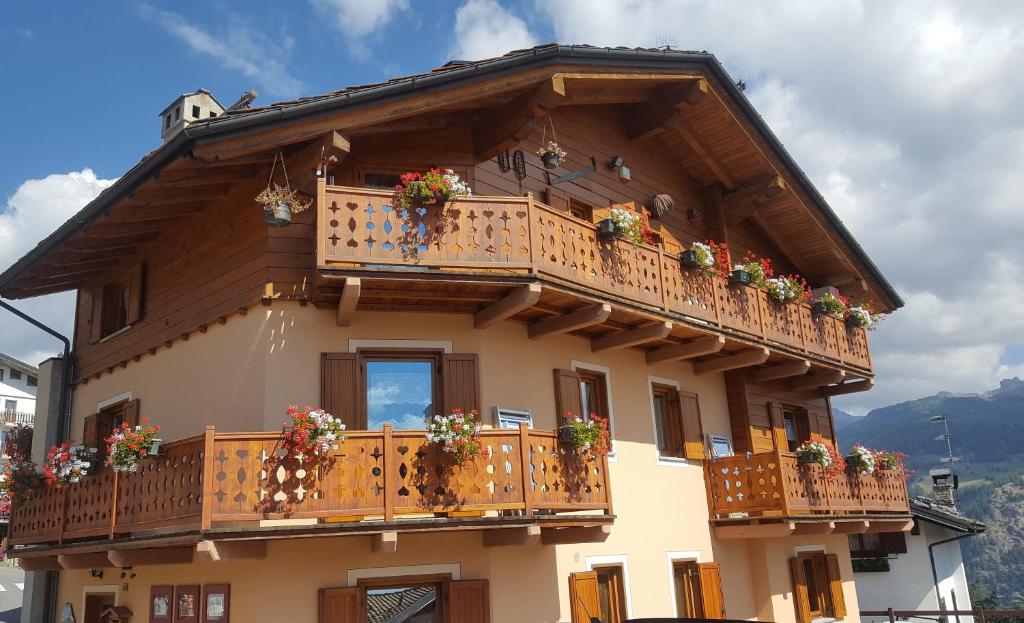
[836, 378, 1024, 606]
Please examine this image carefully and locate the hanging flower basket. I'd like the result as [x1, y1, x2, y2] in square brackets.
[257, 153, 311, 228]
[106, 419, 161, 473]
[557, 412, 610, 457]
[537, 141, 567, 169]
[597, 218, 619, 239]
[0, 461, 44, 500]
[44, 442, 97, 488]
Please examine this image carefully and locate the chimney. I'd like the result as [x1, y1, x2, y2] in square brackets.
[159, 89, 225, 143]
[930, 468, 958, 508]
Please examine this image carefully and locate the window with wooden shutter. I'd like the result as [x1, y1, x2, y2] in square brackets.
[82, 413, 100, 448]
[697, 562, 726, 619]
[652, 385, 684, 459]
[680, 391, 706, 460]
[568, 571, 601, 623]
[790, 557, 812, 623]
[825, 554, 847, 618]
[321, 353, 362, 428]
[545, 188, 570, 213]
[450, 579, 490, 623]
[319, 587, 363, 623]
[554, 368, 583, 421]
[878, 531, 908, 555]
[442, 353, 480, 414]
[123, 399, 140, 429]
[88, 286, 104, 343]
[126, 263, 145, 325]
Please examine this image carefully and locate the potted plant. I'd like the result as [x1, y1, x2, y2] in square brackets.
[426, 408, 489, 463]
[765, 275, 811, 304]
[728, 266, 753, 287]
[105, 419, 161, 473]
[681, 240, 730, 278]
[794, 441, 846, 478]
[536, 141, 567, 169]
[596, 208, 653, 246]
[43, 441, 97, 488]
[395, 168, 472, 210]
[557, 412, 611, 457]
[846, 444, 876, 475]
[846, 303, 880, 329]
[729, 251, 773, 288]
[811, 292, 848, 317]
[256, 184, 311, 227]
[0, 461, 44, 500]
[281, 405, 347, 457]
[875, 450, 911, 478]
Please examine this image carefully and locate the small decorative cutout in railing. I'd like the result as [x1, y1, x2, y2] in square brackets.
[705, 449, 909, 518]
[318, 186, 872, 372]
[7, 424, 611, 546]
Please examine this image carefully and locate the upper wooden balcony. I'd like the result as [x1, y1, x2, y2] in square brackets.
[705, 450, 912, 539]
[8, 424, 612, 561]
[314, 185, 872, 379]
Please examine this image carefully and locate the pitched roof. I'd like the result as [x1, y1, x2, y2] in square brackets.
[910, 496, 986, 533]
[0, 353, 39, 376]
[0, 44, 902, 309]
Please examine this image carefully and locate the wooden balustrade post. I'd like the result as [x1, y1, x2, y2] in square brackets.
[58, 489, 67, 544]
[657, 245, 670, 313]
[526, 194, 538, 275]
[316, 177, 327, 266]
[201, 426, 216, 530]
[383, 424, 394, 522]
[517, 424, 533, 517]
[601, 444, 614, 517]
[109, 471, 119, 539]
[776, 449, 792, 516]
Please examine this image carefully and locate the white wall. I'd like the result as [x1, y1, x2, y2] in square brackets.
[856, 523, 975, 622]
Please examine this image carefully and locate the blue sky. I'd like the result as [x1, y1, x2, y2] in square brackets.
[1, 1, 1022, 413]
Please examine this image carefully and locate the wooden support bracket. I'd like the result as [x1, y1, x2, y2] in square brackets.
[474, 283, 542, 329]
[792, 521, 836, 535]
[482, 525, 541, 547]
[713, 521, 796, 540]
[58, 552, 116, 569]
[693, 348, 770, 376]
[336, 277, 361, 326]
[474, 76, 566, 161]
[831, 520, 871, 534]
[539, 524, 611, 545]
[371, 531, 398, 554]
[722, 175, 787, 223]
[18, 557, 63, 571]
[528, 303, 611, 339]
[645, 335, 725, 363]
[752, 360, 811, 383]
[865, 519, 915, 534]
[108, 547, 194, 567]
[591, 321, 672, 352]
[819, 379, 874, 397]
[194, 540, 268, 563]
[791, 369, 846, 391]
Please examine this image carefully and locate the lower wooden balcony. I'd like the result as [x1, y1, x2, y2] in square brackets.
[315, 185, 872, 384]
[705, 450, 912, 539]
[8, 424, 612, 562]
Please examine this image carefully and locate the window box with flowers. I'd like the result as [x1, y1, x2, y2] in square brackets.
[681, 240, 730, 279]
[426, 408, 488, 463]
[597, 208, 657, 246]
[0, 461, 44, 500]
[794, 441, 846, 478]
[44, 442, 97, 487]
[811, 292, 848, 317]
[106, 419, 162, 473]
[764, 274, 811, 304]
[395, 169, 471, 210]
[557, 413, 611, 458]
[875, 449, 912, 478]
[846, 444, 876, 475]
[281, 405, 346, 458]
[846, 303, 882, 330]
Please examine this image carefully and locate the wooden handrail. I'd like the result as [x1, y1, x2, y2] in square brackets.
[8, 424, 613, 546]
[317, 186, 872, 373]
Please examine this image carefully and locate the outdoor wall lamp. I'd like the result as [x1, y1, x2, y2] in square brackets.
[610, 156, 631, 183]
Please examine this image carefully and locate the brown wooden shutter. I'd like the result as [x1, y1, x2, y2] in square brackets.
[698, 562, 726, 619]
[768, 402, 788, 451]
[319, 587, 363, 623]
[82, 413, 100, 447]
[545, 188, 570, 213]
[680, 391, 706, 460]
[879, 531, 908, 554]
[553, 369, 583, 422]
[321, 353, 362, 428]
[88, 286, 104, 343]
[790, 557, 812, 623]
[659, 390, 685, 458]
[568, 571, 600, 623]
[450, 579, 490, 623]
[442, 353, 480, 414]
[807, 407, 823, 442]
[126, 263, 144, 325]
[123, 399, 140, 429]
[825, 554, 847, 618]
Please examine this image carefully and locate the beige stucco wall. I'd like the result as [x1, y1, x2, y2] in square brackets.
[63, 302, 863, 622]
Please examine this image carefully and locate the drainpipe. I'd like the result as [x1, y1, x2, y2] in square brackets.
[0, 300, 73, 623]
[928, 531, 978, 623]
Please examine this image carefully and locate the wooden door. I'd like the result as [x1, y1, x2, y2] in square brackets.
[450, 579, 490, 623]
[568, 571, 601, 623]
[319, 587, 363, 623]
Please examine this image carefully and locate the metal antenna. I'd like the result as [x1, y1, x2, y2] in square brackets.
[929, 414, 958, 478]
[655, 34, 678, 51]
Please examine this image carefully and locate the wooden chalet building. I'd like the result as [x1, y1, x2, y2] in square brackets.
[0, 44, 910, 623]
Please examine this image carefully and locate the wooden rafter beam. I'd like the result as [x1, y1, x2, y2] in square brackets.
[66, 234, 157, 251]
[752, 360, 811, 383]
[539, 524, 611, 545]
[336, 277, 361, 327]
[819, 378, 874, 397]
[791, 369, 846, 390]
[474, 283, 541, 329]
[109, 202, 206, 224]
[155, 169, 252, 187]
[645, 335, 725, 364]
[473, 76, 566, 161]
[44, 256, 121, 270]
[346, 115, 449, 135]
[29, 267, 106, 281]
[722, 175, 787, 223]
[82, 221, 165, 239]
[747, 212, 816, 279]
[666, 115, 736, 190]
[591, 321, 672, 352]
[625, 77, 709, 141]
[693, 348, 770, 376]
[130, 185, 230, 206]
[289, 131, 351, 182]
[483, 525, 541, 547]
[527, 303, 611, 340]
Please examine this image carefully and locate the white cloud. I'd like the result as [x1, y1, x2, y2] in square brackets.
[450, 0, 538, 61]
[310, 0, 409, 45]
[0, 169, 116, 367]
[139, 5, 304, 99]
[534, 0, 1024, 412]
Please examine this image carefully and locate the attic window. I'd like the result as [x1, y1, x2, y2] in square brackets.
[174, 106, 180, 120]
[100, 282, 129, 338]
[209, 111, 217, 118]
[192, 105, 201, 118]
[165, 115, 171, 129]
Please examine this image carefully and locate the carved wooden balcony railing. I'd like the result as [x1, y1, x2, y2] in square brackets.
[1, 411, 34, 426]
[7, 424, 611, 547]
[316, 185, 872, 373]
[704, 449, 910, 519]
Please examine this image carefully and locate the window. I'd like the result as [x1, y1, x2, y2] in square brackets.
[568, 198, 594, 222]
[593, 566, 627, 623]
[364, 172, 403, 190]
[101, 282, 129, 338]
[192, 105, 201, 118]
[320, 576, 489, 623]
[803, 557, 828, 619]
[364, 354, 438, 430]
[0, 369, 4, 381]
[783, 407, 812, 452]
[365, 581, 441, 623]
[27, 376, 36, 387]
[849, 532, 907, 559]
[90, 265, 144, 343]
[84, 399, 139, 463]
[673, 561, 703, 618]
[165, 114, 172, 129]
[652, 384, 685, 459]
[791, 552, 846, 622]
[579, 369, 609, 422]
[4, 400, 16, 414]
[9, 369, 21, 381]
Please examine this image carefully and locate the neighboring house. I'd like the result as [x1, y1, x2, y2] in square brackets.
[0, 44, 911, 623]
[852, 473, 985, 621]
[0, 353, 37, 461]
